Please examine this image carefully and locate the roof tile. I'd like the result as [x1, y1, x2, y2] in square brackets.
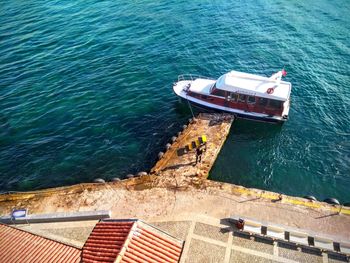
[82, 220, 183, 263]
[0, 223, 81, 263]
[82, 221, 133, 262]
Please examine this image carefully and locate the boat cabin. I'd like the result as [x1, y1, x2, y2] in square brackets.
[210, 87, 284, 116]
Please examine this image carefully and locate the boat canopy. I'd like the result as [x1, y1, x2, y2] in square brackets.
[215, 71, 291, 101]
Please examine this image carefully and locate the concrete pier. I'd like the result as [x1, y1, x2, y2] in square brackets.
[151, 113, 234, 179]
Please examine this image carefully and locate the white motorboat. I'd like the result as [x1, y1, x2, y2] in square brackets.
[173, 69, 291, 124]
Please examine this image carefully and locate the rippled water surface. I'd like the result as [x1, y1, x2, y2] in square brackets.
[1, 0, 349, 202]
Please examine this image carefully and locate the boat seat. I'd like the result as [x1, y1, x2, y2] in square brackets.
[339, 242, 350, 254]
[313, 236, 334, 251]
[288, 230, 309, 246]
[266, 225, 285, 240]
[243, 219, 262, 235]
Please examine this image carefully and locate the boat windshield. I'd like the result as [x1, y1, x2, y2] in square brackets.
[210, 83, 216, 93]
[212, 88, 225, 97]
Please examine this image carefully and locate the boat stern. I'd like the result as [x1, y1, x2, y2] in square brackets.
[281, 99, 291, 121]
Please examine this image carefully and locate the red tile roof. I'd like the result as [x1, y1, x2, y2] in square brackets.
[82, 220, 183, 263]
[0, 223, 81, 263]
[82, 221, 133, 262]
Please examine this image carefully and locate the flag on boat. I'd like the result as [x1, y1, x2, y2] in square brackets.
[282, 69, 287, 77]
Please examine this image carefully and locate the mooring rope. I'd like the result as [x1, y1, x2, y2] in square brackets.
[185, 84, 195, 119]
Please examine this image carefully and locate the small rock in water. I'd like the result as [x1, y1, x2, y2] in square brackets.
[111, 177, 121, 182]
[137, 172, 147, 177]
[93, 178, 105, 183]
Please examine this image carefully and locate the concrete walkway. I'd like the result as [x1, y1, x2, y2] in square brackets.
[152, 216, 349, 263]
[15, 220, 97, 248]
[14, 215, 349, 262]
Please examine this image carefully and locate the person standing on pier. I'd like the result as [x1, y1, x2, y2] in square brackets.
[195, 143, 206, 165]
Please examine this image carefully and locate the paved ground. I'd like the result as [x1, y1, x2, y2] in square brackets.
[16, 220, 97, 248]
[151, 216, 349, 263]
[16, 215, 349, 262]
[2, 174, 349, 241]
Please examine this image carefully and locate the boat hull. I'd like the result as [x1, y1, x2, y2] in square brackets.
[178, 97, 286, 124]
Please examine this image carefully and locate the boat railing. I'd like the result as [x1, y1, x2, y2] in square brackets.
[178, 74, 214, 82]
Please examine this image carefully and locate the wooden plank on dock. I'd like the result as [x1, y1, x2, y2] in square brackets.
[151, 113, 234, 179]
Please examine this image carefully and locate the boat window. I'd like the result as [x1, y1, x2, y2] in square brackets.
[227, 92, 237, 101]
[212, 88, 226, 97]
[232, 93, 238, 101]
[269, 99, 282, 109]
[238, 94, 246, 102]
[259, 98, 268, 106]
[247, 96, 256, 104]
[210, 83, 216, 93]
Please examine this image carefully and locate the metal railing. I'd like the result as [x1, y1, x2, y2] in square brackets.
[177, 74, 214, 82]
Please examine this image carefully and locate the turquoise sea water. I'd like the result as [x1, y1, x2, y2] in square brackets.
[1, 1, 349, 202]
